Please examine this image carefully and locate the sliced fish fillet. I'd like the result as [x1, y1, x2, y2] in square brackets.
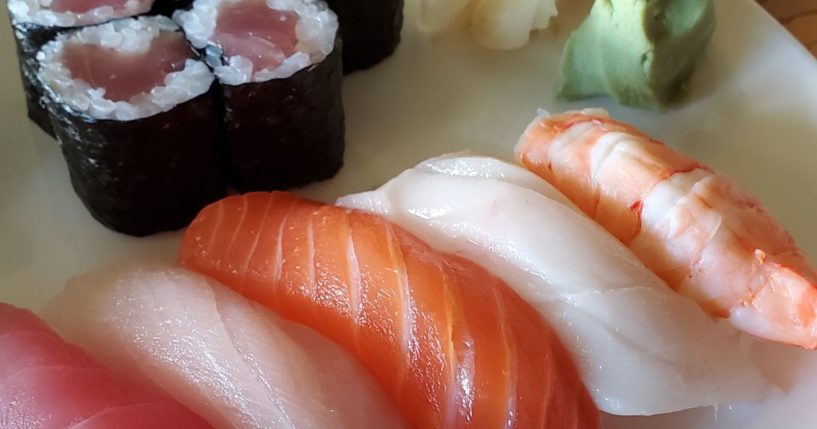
[179, 191, 601, 428]
[339, 153, 768, 415]
[0, 303, 210, 429]
[41, 264, 407, 429]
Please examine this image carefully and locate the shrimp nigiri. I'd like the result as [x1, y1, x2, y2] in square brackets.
[179, 191, 601, 429]
[41, 264, 407, 429]
[339, 153, 767, 415]
[516, 109, 817, 348]
[0, 303, 210, 429]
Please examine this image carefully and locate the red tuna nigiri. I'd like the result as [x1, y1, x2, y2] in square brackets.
[179, 191, 600, 429]
[0, 303, 211, 429]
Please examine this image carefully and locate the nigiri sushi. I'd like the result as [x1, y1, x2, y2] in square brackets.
[419, 0, 558, 50]
[0, 303, 210, 429]
[516, 109, 817, 348]
[41, 264, 408, 429]
[338, 153, 767, 415]
[179, 191, 601, 428]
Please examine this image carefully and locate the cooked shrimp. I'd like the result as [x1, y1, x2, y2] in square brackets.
[515, 109, 817, 348]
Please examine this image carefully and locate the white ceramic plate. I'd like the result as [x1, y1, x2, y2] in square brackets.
[2, 0, 817, 427]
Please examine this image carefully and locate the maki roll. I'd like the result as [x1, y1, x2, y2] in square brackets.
[175, 0, 345, 192]
[325, 0, 403, 73]
[6, 0, 154, 136]
[37, 16, 225, 236]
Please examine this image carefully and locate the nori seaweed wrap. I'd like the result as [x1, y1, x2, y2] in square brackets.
[6, 0, 156, 137]
[325, 0, 403, 74]
[175, 0, 345, 192]
[38, 17, 226, 236]
[51, 90, 226, 236]
[6, 22, 62, 136]
[221, 38, 344, 191]
[149, 0, 195, 17]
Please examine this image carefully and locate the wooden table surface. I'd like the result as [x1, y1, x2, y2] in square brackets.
[759, 0, 817, 56]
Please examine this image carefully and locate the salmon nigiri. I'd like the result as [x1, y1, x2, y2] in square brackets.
[516, 109, 817, 348]
[0, 303, 210, 429]
[179, 191, 601, 429]
[41, 264, 408, 429]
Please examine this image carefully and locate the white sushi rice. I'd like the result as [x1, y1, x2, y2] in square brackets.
[7, 0, 151, 27]
[37, 16, 215, 121]
[174, 0, 337, 85]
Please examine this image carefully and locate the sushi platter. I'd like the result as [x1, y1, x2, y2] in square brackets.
[3, 0, 817, 427]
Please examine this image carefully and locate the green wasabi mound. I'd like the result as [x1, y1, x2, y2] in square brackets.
[557, 0, 716, 110]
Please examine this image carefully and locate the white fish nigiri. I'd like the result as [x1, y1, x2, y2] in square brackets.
[418, 0, 557, 50]
[338, 153, 768, 416]
[40, 264, 407, 429]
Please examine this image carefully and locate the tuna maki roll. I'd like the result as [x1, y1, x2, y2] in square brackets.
[37, 16, 225, 236]
[175, 0, 345, 192]
[6, 0, 155, 136]
[325, 0, 403, 73]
